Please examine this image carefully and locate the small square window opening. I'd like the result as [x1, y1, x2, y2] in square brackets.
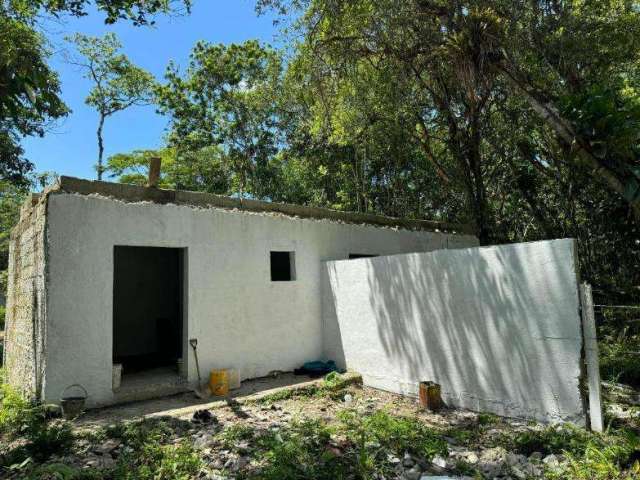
[271, 251, 296, 281]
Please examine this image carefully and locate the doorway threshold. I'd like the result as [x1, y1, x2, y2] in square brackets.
[113, 367, 189, 404]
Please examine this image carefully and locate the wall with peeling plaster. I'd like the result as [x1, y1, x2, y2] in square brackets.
[40, 192, 476, 407]
[322, 239, 586, 424]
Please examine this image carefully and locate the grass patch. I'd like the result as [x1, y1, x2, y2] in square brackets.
[26, 463, 102, 479]
[107, 417, 201, 480]
[0, 384, 74, 468]
[477, 412, 500, 426]
[113, 440, 201, 480]
[219, 422, 255, 449]
[339, 409, 448, 462]
[600, 335, 640, 387]
[225, 409, 447, 479]
[249, 418, 349, 479]
[598, 307, 640, 388]
[553, 438, 640, 479]
[510, 424, 594, 456]
[254, 372, 356, 405]
[494, 424, 640, 479]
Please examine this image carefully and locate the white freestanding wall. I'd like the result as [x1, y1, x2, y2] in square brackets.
[322, 239, 586, 424]
[42, 192, 477, 406]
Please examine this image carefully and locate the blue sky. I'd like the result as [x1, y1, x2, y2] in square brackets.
[24, 1, 279, 180]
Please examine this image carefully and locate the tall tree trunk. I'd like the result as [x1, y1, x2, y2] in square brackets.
[444, 109, 493, 244]
[468, 114, 492, 245]
[96, 113, 105, 181]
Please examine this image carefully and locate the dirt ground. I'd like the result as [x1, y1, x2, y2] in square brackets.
[77, 372, 319, 427]
[67, 373, 559, 479]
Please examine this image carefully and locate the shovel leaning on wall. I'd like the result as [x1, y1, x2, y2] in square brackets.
[189, 339, 210, 399]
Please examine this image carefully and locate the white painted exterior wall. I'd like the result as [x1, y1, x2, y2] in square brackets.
[323, 239, 586, 424]
[43, 193, 477, 406]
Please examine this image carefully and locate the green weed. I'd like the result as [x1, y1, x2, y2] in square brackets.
[110, 418, 202, 480]
[0, 384, 74, 466]
[254, 372, 355, 405]
[600, 334, 640, 387]
[477, 412, 500, 426]
[26, 463, 102, 479]
[551, 441, 640, 480]
[500, 424, 640, 479]
[219, 422, 255, 449]
[510, 424, 593, 456]
[336, 408, 448, 478]
[247, 418, 349, 480]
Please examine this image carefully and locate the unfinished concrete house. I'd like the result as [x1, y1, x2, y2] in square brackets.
[5, 175, 603, 427]
[3, 176, 477, 408]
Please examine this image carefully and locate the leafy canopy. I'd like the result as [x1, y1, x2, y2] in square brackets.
[156, 40, 283, 198]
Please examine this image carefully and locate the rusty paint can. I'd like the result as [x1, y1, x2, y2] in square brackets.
[419, 381, 443, 411]
[209, 369, 229, 397]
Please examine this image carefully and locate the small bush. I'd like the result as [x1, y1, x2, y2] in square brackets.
[0, 304, 5, 331]
[0, 385, 74, 467]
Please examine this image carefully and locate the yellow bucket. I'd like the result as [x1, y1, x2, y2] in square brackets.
[209, 369, 229, 396]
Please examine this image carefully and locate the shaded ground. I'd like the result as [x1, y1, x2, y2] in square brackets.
[79, 372, 318, 427]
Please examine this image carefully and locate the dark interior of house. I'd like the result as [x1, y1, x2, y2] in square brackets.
[113, 246, 183, 374]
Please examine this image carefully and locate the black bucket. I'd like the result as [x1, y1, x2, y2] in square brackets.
[60, 384, 87, 419]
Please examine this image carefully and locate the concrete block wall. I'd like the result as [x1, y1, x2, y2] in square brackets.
[323, 239, 586, 424]
[3, 195, 47, 398]
[40, 192, 477, 407]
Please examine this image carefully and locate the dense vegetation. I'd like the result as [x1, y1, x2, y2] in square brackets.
[1, 2, 640, 381]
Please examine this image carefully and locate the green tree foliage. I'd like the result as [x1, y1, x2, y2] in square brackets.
[68, 33, 155, 180]
[251, 0, 640, 294]
[106, 147, 233, 193]
[6, 0, 191, 25]
[156, 40, 283, 199]
[0, 181, 26, 274]
[0, 11, 68, 185]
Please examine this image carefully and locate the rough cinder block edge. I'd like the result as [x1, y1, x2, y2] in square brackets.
[4, 189, 50, 402]
[570, 239, 593, 428]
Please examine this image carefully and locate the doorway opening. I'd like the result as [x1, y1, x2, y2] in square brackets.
[113, 246, 186, 397]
